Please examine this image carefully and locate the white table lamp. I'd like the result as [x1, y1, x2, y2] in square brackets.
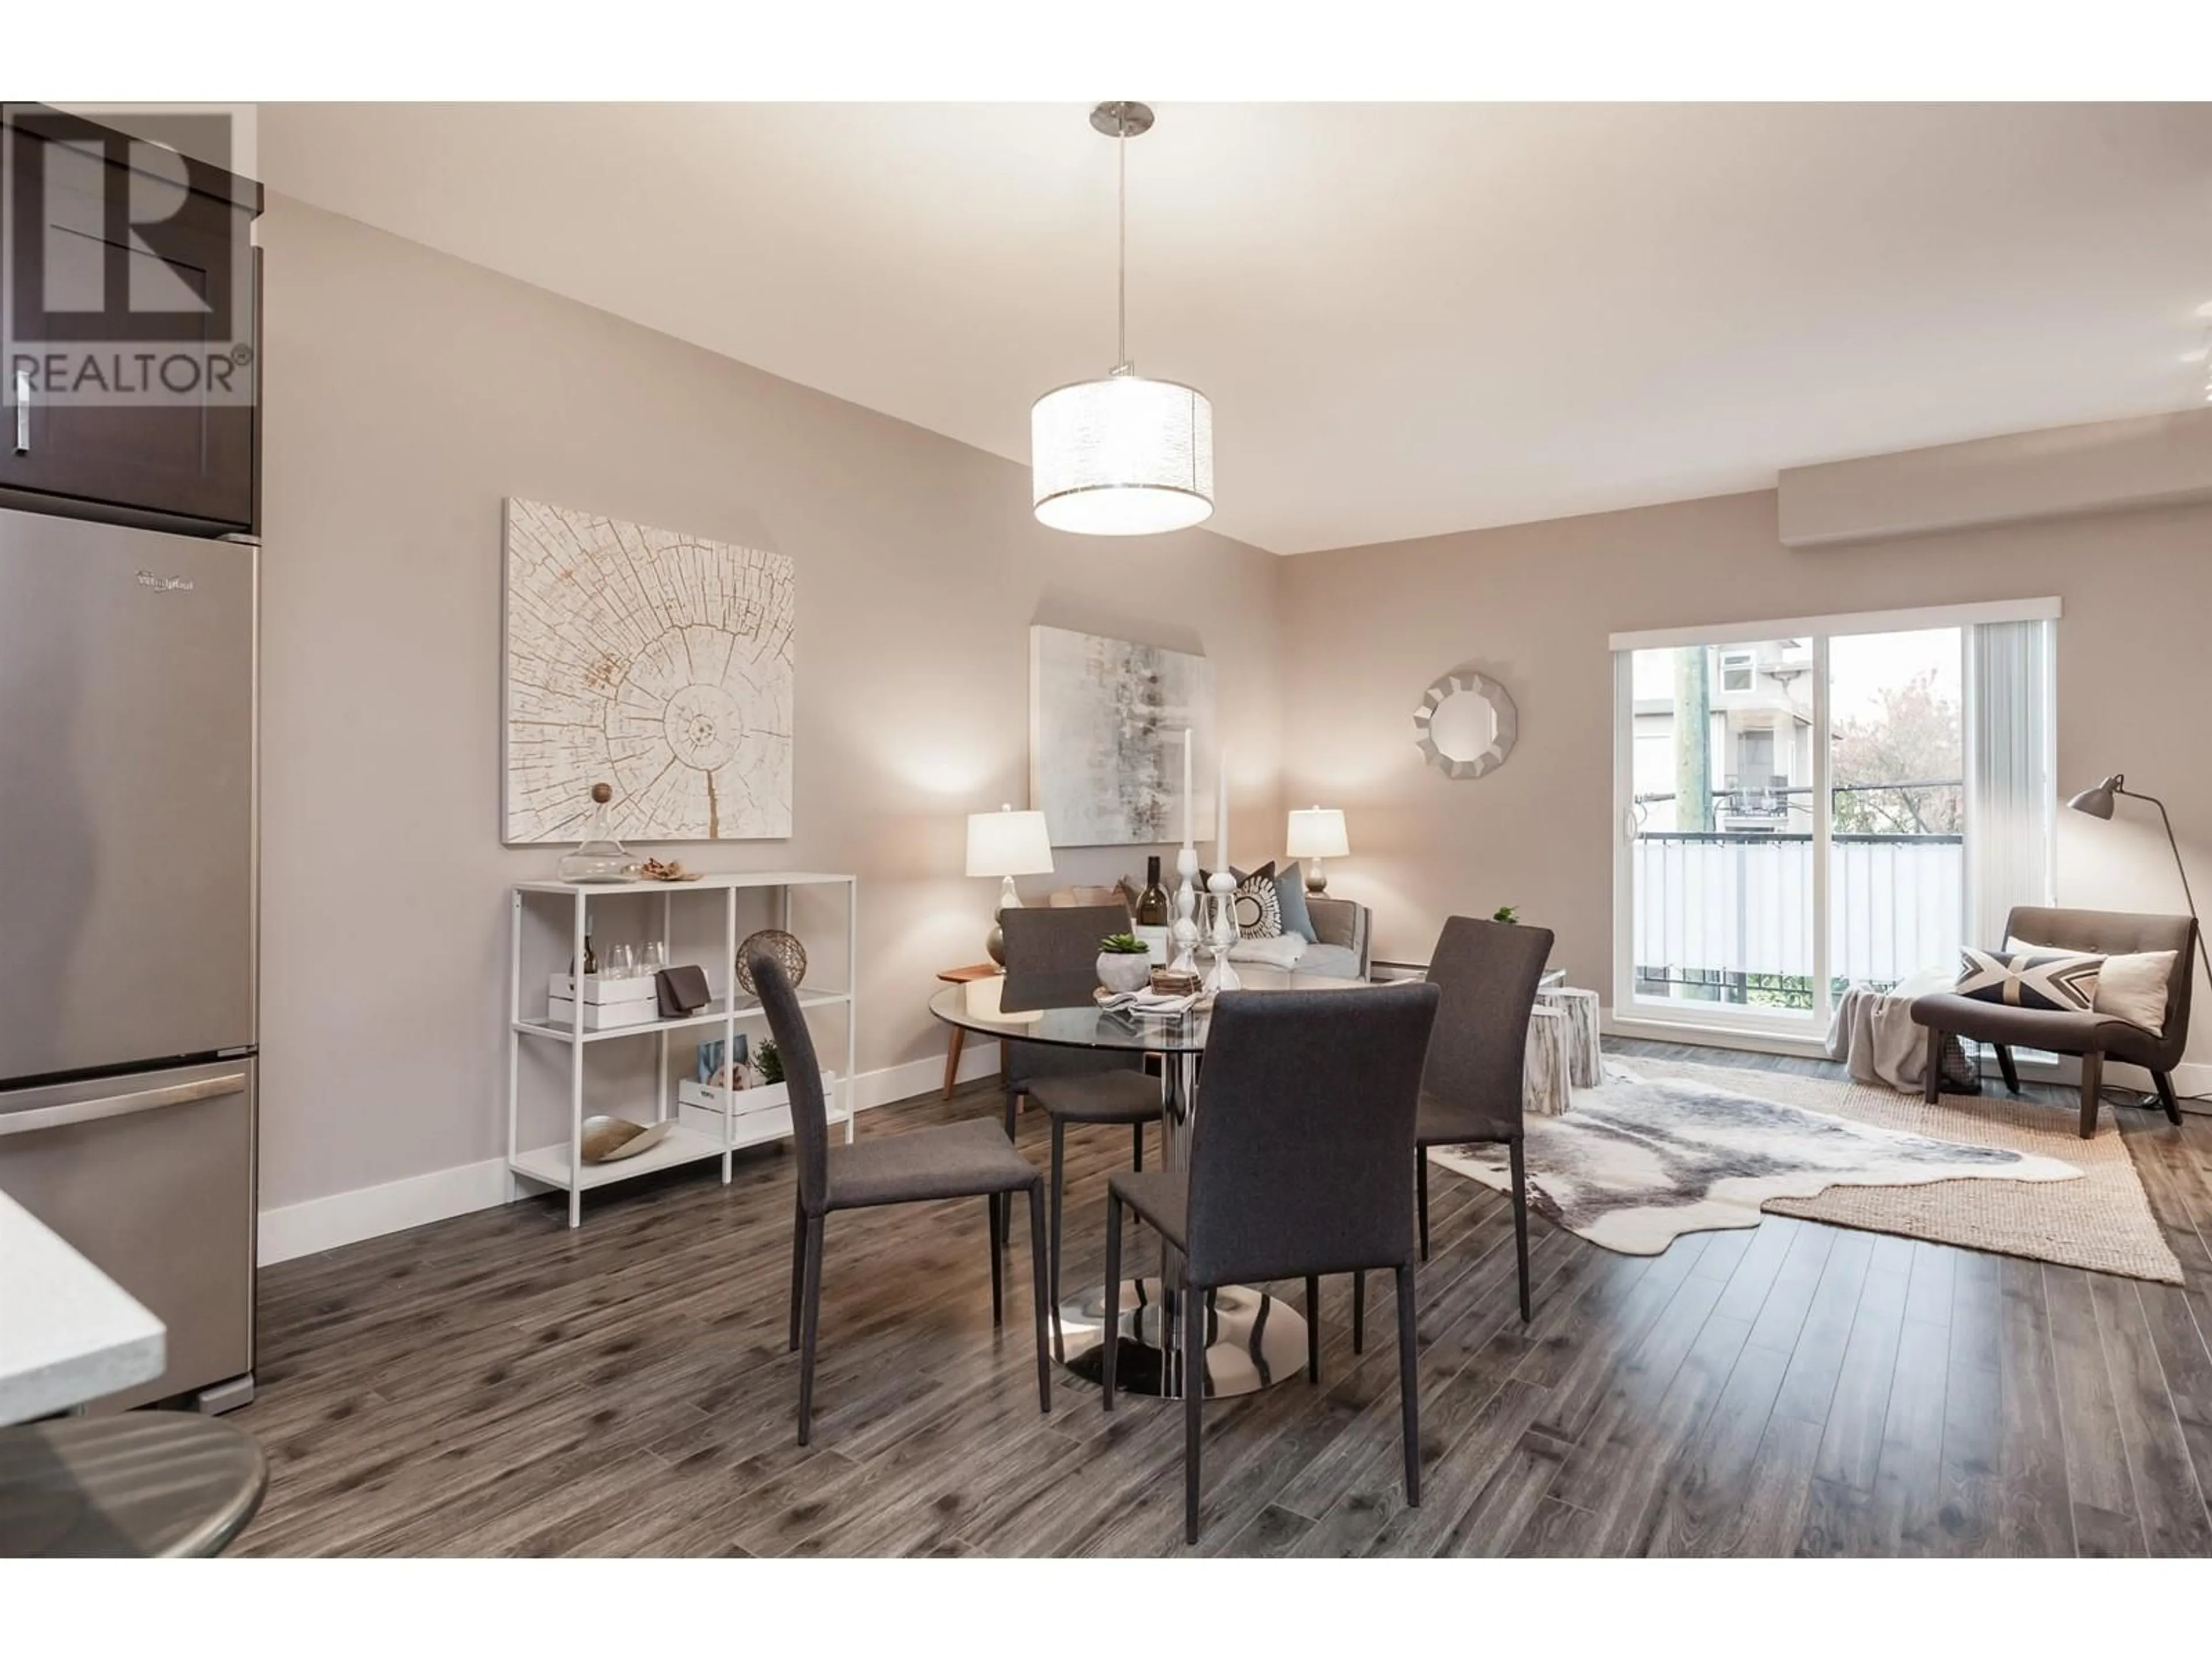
[1285, 806, 1350, 893]
[966, 805, 1054, 965]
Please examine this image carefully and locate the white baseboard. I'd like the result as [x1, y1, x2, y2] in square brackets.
[850, 1040, 1002, 1109]
[256, 1039, 1003, 1267]
[258, 1157, 512, 1266]
[1601, 1011, 1832, 1060]
[2013, 1051, 2212, 1105]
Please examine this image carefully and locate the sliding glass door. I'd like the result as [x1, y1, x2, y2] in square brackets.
[1827, 627, 1965, 1002]
[1613, 601, 2054, 1041]
[1624, 637, 1819, 1027]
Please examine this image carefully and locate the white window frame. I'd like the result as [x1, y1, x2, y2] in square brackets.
[1718, 649, 1754, 694]
[1610, 597, 2059, 1048]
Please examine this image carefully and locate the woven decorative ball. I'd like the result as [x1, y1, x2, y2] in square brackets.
[735, 929, 808, 995]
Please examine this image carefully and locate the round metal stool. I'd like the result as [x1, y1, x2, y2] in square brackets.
[0, 1413, 267, 1557]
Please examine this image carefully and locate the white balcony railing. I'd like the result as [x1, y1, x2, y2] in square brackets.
[1633, 832, 1963, 991]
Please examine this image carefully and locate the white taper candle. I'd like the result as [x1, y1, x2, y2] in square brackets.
[1181, 728, 1194, 847]
[1215, 745, 1230, 856]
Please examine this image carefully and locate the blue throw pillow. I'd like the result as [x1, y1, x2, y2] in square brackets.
[1275, 864, 1317, 942]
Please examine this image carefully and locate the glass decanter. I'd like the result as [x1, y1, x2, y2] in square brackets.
[558, 782, 644, 883]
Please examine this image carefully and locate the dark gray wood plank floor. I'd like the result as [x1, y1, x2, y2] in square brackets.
[230, 1040, 2212, 1556]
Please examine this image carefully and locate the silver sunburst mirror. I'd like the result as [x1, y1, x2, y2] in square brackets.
[1414, 668, 1518, 781]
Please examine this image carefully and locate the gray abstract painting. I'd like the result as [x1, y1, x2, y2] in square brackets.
[1028, 626, 1215, 848]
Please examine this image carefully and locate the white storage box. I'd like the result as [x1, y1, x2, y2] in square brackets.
[676, 1077, 842, 1146]
[676, 1096, 734, 1140]
[549, 972, 661, 1006]
[544, 994, 661, 1031]
[680, 1078, 759, 1115]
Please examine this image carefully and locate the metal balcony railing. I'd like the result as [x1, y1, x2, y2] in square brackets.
[1632, 830, 1963, 993]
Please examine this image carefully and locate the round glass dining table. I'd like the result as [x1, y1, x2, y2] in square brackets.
[929, 964, 1369, 1402]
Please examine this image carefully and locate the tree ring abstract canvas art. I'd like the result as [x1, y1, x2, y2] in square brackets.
[1028, 625, 1215, 848]
[503, 498, 796, 843]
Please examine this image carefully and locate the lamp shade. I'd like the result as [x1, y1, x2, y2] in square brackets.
[1032, 374, 1214, 535]
[1285, 806, 1350, 861]
[965, 806, 1054, 878]
[2067, 774, 2123, 820]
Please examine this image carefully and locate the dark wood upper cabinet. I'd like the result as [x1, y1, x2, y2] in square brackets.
[0, 106, 260, 533]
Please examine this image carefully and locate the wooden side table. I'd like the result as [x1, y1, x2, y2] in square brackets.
[936, 964, 1001, 1099]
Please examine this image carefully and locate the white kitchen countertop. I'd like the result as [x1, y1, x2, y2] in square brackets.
[0, 1188, 165, 1426]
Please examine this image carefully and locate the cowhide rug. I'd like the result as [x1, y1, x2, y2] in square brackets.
[1427, 1066, 2081, 1256]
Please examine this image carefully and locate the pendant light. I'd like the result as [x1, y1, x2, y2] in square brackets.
[1031, 101, 1215, 536]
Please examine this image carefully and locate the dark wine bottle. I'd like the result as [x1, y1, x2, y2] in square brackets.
[1137, 857, 1169, 928]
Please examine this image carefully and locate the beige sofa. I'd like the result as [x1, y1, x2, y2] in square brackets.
[1047, 884, 1372, 980]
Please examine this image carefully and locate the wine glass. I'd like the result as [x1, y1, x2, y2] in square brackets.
[639, 941, 668, 976]
[605, 943, 636, 980]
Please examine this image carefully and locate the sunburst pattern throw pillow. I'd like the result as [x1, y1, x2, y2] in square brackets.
[1232, 864, 1282, 938]
[1955, 946, 2104, 1013]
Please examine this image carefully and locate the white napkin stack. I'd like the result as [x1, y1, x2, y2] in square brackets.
[1097, 988, 1199, 1020]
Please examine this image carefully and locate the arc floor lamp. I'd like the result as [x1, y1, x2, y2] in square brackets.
[2066, 772, 2212, 986]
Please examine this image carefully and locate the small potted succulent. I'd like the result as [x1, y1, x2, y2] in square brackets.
[1096, 931, 1154, 993]
[1493, 905, 1520, 925]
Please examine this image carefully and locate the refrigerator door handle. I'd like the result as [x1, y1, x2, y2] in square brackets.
[11, 369, 27, 456]
[0, 1071, 248, 1137]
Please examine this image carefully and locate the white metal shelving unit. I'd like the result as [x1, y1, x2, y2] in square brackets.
[506, 872, 858, 1228]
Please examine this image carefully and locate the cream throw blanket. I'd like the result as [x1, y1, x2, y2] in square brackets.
[1825, 964, 1956, 1092]
[1226, 934, 1306, 970]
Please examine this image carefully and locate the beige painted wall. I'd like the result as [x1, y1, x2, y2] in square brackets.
[258, 191, 2210, 1214]
[1279, 488, 2212, 1071]
[1777, 407, 2212, 547]
[257, 197, 1282, 1210]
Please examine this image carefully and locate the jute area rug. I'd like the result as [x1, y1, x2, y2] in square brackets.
[1427, 1058, 2182, 1284]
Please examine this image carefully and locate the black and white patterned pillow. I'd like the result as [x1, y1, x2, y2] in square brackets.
[1955, 947, 2103, 1013]
[1232, 863, 1282, 938]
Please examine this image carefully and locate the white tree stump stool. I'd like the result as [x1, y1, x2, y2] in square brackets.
[1538, 986, 1604, 1089]
[1525, 1005, 1574, 1118]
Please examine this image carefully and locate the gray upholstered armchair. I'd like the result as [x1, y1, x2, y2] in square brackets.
[1301, 896, 1372, 980]
[1910, 906, 2197, 1138]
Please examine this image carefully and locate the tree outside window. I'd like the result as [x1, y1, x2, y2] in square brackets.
[1830, 668, 1963, 834]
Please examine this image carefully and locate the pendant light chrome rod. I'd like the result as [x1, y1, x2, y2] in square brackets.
[1087, 99, 1151, 375]
[1116, 113, 1128, 371]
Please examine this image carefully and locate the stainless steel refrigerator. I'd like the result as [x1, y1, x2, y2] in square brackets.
[0, 504, 257, 1413]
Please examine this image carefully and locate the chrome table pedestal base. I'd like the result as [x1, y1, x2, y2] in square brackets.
[1055, 1277, 1308, 1399]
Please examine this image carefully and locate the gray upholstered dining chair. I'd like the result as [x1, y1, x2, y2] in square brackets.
[1099, 981, 1440, 1544]
[1397, 915, 1555, 1330]
[751, 949, 1051, 1445]
[998, 904, 1165, 1356]
[1910, 905, 2198, 1138]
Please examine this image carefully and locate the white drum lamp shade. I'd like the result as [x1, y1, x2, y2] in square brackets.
[1285, 806, 1349, 895]
[965, 807, 1054, 880]
[1285, 807, 1349, 862]
[967, 805, 1054, 967]
[1032, 376, 1215, 536]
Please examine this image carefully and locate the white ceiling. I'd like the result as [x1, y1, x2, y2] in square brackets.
[255, 102, 2212, 554]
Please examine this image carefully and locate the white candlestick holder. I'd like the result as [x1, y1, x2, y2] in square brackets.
[1203, 870, 1241, 993]
[1169, 844, 1201, 974]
